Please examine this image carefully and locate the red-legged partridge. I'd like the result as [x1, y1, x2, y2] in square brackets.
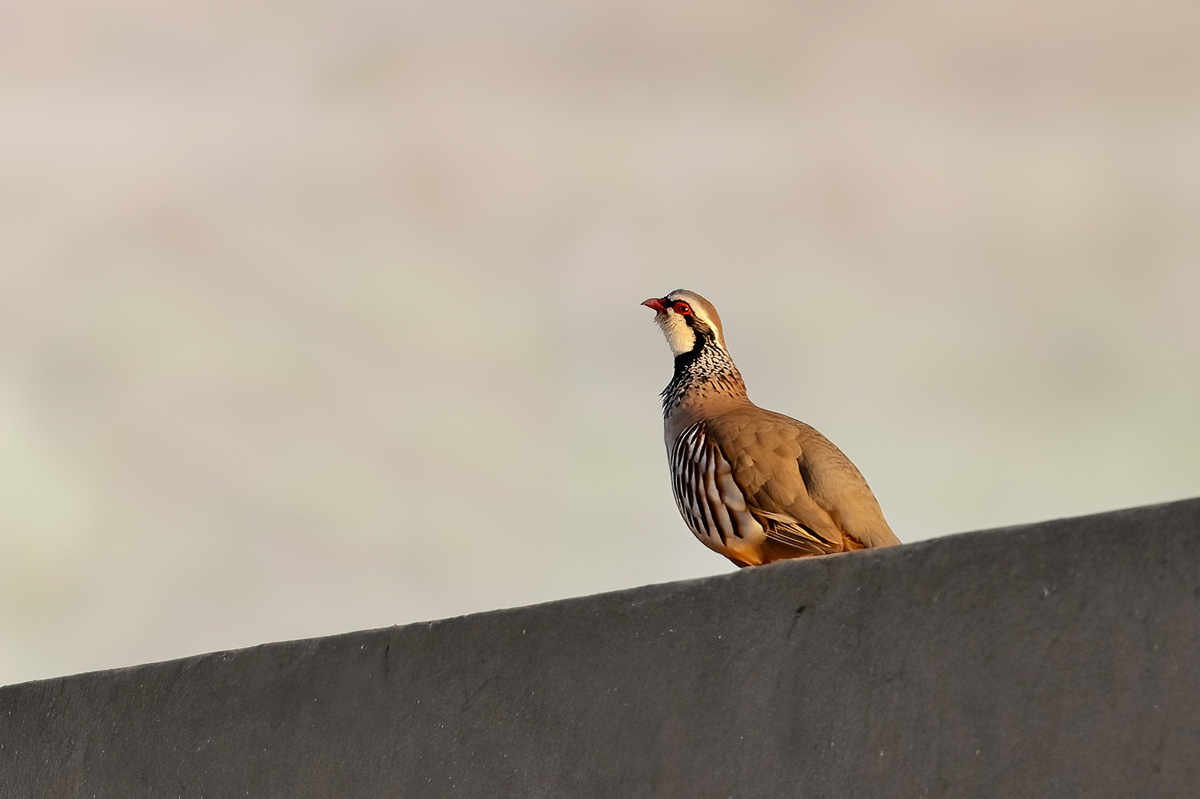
[643, 289, 900, 567]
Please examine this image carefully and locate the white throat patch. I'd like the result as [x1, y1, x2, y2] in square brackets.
[655, 309, 699, 356]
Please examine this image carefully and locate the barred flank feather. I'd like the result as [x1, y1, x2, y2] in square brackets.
[670, 421, 749, 549]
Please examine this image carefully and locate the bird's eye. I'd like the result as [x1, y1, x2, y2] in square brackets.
[673, 301, 693, 316]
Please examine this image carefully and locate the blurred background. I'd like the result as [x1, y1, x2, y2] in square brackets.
[2, 0, 1199, 687]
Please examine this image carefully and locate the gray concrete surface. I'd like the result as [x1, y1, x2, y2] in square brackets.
[3, 498, 1199, 798]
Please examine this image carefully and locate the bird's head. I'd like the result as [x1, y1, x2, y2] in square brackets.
[642, 289, 727, 356]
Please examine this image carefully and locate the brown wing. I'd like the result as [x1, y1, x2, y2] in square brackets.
[671, 421, 836, 558]
[703, 407, 899, 551]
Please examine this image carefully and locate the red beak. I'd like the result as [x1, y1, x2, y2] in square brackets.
[642, 297, 667, 312]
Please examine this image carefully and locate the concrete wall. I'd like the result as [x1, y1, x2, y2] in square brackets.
[3, 498, 1199, 798]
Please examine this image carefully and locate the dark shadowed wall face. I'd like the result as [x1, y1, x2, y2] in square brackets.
[2, 0, 1199, 686]
[3, 500, 1199, 797]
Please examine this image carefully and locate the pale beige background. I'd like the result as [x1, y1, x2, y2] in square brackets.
[2, 1, 1199, 687]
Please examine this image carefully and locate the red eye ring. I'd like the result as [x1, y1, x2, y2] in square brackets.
[672, 301, 693, 316]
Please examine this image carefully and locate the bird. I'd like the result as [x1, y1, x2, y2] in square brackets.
[642, 289, 900, 567]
